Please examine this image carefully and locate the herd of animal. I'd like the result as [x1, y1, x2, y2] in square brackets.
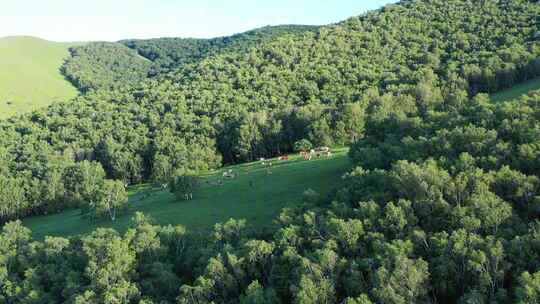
[205, 147, 334, 188]
[299, 147, 332, 160]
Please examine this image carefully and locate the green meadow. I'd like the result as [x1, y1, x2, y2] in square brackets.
[0, 36, 81, 118]
[491, 76, 540, 102]
[23, 149, 351, 239]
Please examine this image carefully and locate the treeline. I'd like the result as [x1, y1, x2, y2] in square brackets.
[2, 91, 540, 303]
[122, 25, 319, 76]
[1, 0, 540, 224]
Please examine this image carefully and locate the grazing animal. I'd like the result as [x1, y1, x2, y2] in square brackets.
[278, 155, 289, 161]
[222, 169, 235, 179]
[300, 151, 312, 160]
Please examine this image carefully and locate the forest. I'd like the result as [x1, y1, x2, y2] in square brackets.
[2, 0, 540, 303]
[62, 25, 318, 92]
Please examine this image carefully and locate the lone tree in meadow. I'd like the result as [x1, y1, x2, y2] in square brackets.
[80, 178, 129, 221]
[97, 179, 129, 221]
[170, 172, 199, 201]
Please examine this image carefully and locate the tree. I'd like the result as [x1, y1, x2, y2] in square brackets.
[295, 275, 335, 304]
[373, 255, 430, 304]
[344, 295, 373, 304]
[77, 229, 140, 303]
[63, 161, 107, 209]
[294, 139, 313, 152]
[95, 180, 129, 221]
[0, 176, 27, 221]
[240, 281, 277, 304]
[516, 271, 540, 304]
[170, 173, 199, 200]
[0, 221, 32, 303]
[334, 103, 366, 144]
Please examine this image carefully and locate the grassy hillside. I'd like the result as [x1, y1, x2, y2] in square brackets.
[0, 36, 81, 118]
[23, 149, 350, 239]
[491, 76, 540, 102]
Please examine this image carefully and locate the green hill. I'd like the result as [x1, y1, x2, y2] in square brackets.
[0, 36, 81, 118]
[23, 149, 350, 239]
[61, 25, 318, 92]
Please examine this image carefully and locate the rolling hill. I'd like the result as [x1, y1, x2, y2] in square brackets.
[0, 36, 81, 118]
[2, 0, 540, 302]
[61, 25, 318, 92]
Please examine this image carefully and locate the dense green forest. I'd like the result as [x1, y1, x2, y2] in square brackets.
[122, 25, 319, 76]
[61, 42, 152, 92]
[2, 0, 540, 302]
[61, 25, 318, 92]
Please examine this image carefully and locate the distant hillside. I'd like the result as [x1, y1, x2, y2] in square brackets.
[61, 25, 319, 92]
[121, 25, 320, 75]
[61, 42, 152, 93]
[0, 36, 81, 118]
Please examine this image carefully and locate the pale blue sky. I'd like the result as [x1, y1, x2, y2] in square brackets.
[1, 0, 396, 42]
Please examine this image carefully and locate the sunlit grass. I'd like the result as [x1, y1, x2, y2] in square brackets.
[23, 149, 351, 239]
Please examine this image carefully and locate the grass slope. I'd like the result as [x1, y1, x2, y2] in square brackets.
[0, 36, 81, 118]
[24, 149, 350, 239]
[491, 76, 540, 102]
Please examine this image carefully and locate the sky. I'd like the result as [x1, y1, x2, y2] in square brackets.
[1, 0, 396, 42]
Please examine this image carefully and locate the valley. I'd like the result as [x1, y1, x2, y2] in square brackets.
[2, 0, 540, 303]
